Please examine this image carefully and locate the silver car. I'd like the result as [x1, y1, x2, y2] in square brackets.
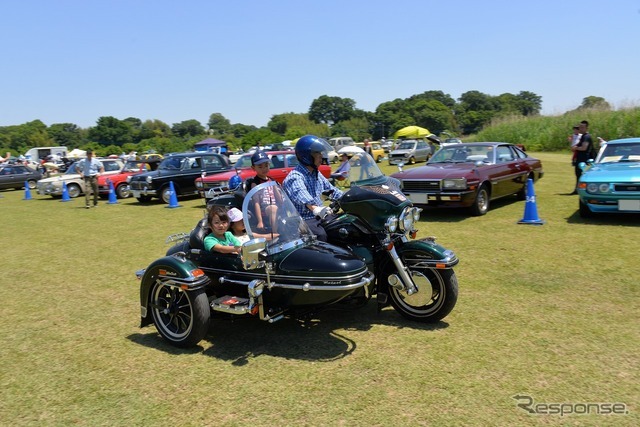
[388, 140, 431, 165]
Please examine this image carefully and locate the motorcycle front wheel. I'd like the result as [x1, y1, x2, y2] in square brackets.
[150, 281, 210, 347]
[388, 268, 458, 323]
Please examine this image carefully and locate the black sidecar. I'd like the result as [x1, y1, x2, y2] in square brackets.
[136, 182, 374, 347]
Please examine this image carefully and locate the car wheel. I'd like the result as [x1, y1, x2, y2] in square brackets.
[67, 183, 81, 198]
[470, 185, 490, 216]
[136, 195, 152, 203]
[150, 281, 210, 347]
[579, 199, 593, 218]
[27, 179, 37, 189]
[409, 157, 416, 165]
[116, 183, 130, 199]
[161, 185, 175, 204]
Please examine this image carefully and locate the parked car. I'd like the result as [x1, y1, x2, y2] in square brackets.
[128, 152, 232, 203]
[391, 142, 544, 216]
[97, 158, 162, 199]
[577, 137, 640, 217]
[195, 150, 332, 200]
[356, 142, 386, 163]
[36, 158, 124, 198]
[388, 139, 431, 165]
[327, 137, 355, 152]
[379, 138, 394, 153]
[0, 164, 43, 190]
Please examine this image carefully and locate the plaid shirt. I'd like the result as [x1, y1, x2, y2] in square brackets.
[283, 165, 344, 220]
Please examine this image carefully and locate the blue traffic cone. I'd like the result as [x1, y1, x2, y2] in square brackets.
[23, 181, 33, 200]
[107, 179, 118, 204]
[518, 178, 545, 225]
[61, 181, 71, 202]
[166, 181, 180, 208]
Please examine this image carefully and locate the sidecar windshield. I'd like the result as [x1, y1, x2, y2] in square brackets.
[242, 181, 312, 254]
[347, 152, 388, 186]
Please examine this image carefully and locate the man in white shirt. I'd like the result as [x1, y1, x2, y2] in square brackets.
[79, 149, 104, 208]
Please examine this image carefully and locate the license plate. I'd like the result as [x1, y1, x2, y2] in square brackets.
[619, 199, 640, 211]
[407, 193, 428, 204]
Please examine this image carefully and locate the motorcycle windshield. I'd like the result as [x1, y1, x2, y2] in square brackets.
[347, 152, 388, 186]
[242, 181, 313, 254]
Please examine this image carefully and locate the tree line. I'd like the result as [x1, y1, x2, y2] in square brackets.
[0, 90, 611, 157]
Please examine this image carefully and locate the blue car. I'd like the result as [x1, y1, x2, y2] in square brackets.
[577, 137, 640, 217]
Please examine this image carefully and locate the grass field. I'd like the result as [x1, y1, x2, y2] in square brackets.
[1, 152, 638, 426]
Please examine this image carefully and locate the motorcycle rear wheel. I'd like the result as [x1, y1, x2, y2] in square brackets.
[388, 268, 458, 322]
[150, 281, 210, 347]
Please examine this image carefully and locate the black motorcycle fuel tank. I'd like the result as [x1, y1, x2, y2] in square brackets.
[276, 242, 366, 278]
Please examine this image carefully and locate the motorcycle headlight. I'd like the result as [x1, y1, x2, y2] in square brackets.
[385, 216, 398, 233]
[443, 178, 467, 190]
[586, 183, 609, 193]
[146, 176, 153, 184]
[399, 207, 415, 231]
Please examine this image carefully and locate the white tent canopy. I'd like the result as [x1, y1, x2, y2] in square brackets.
[68, 148, 86, 158]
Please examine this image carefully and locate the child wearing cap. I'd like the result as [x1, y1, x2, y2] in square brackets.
[245, 151, 279, 232]
[227, 207, 249, 244]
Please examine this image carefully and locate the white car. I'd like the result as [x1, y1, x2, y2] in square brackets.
[36, 158, 124, 198]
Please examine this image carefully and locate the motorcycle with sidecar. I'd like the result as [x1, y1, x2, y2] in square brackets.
[136, 152, 459, 348]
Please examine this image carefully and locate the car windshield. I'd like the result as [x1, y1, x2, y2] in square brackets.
[346, 151, 387, 186]
[122, 160, 143, 172]
[242, 181, 313, 255]
[158, 157, 187, 170]
[598, 142, 640, 164]
[398, 141, 416, 150]
[429, 144, 494, 164]
[233, 155, 258, 169]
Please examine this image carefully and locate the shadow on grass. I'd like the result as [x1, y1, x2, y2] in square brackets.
[566, 209, 640, 226]
[128, 301, 449, 364]
[417, 196, 521, 223]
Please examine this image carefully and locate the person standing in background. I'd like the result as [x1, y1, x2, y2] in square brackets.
[571, 120, 593, 194]
[79, 149, 104, 208]
[568, 124, 581, 166]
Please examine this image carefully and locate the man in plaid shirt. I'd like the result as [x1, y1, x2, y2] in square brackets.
[283, 135, 344, 241]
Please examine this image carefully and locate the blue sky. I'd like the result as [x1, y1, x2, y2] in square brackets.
[1, 0, 639, 129]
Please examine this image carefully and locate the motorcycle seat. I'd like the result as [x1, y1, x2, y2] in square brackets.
[189, 218, 210, 251]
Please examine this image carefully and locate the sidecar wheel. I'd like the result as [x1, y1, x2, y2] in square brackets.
[388, 268, 458, 323]
[150, 281, 210, 347]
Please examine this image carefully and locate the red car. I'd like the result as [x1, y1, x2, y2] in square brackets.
[98, 158, 161, 199]
[391, 142, 544, 216]
[195, 150, 331, 200]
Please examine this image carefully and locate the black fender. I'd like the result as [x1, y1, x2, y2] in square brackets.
[138, 253, 211, 326]
[376, 237, 458, 295]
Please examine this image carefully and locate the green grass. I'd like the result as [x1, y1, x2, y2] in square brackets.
[1, 152, 638, 426]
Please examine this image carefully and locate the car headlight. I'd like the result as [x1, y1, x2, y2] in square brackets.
[442, 178, 467, 190]
[385, 216, 398, 233]
[126, 176, 132, 183]
[195, 180, 202, 189]
[146, 176, 153, 184]
[586, 183, 610, 193]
